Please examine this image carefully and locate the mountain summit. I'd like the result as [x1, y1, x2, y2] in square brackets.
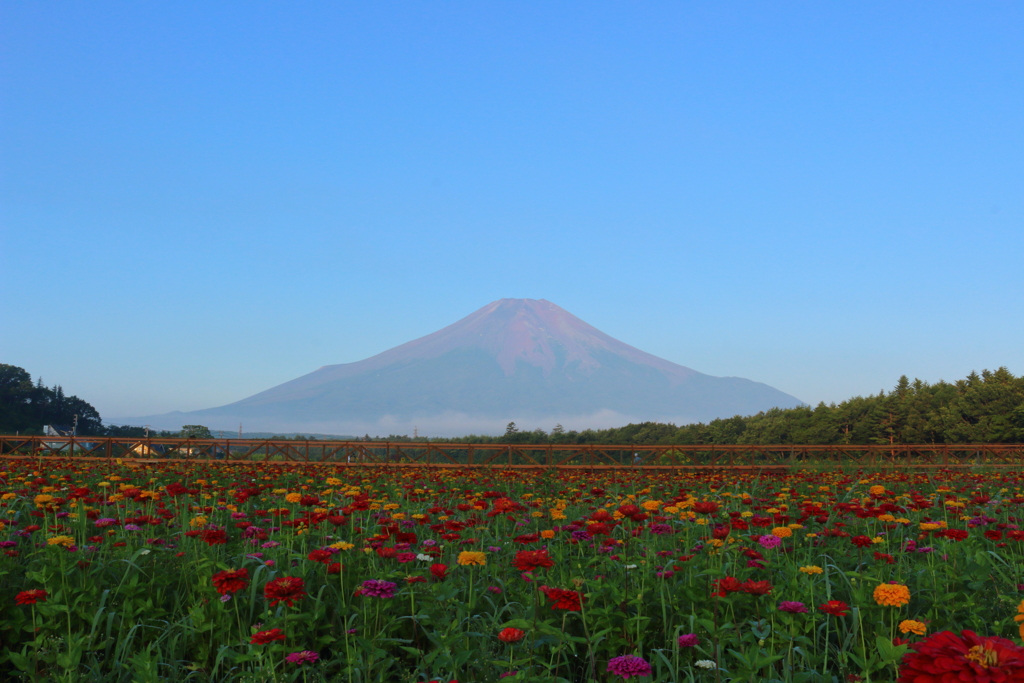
[133, 299, 802, 435]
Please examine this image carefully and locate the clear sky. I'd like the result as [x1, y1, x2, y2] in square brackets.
[2, 3, 1022, 424]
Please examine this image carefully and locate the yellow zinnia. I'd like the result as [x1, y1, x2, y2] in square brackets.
[34, 494, 55, 509]
[284, 492, 302, 504]
[771, 527, 793, 538]
[799, 565, 824, 575]
[873, 583, 911, 607]
[47, 535, 76, 547]
[457, 551, 487, 566]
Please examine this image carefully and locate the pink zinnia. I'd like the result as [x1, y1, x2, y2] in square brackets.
[285, 650, 319, 664]
[677, 633, 699, 647]
[779, 601, 808, 613]
[360, 579, 397, 598]
[757, 534, 782, 550]
[607, 655, 652, 679]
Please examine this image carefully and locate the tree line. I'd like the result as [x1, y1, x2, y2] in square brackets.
[404, 368, 1024, 445]
[3, 363, 1023, 444]
[0, 364, 180, 437]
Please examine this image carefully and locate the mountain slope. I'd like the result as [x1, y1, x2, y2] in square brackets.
[125, 299, 802, 435]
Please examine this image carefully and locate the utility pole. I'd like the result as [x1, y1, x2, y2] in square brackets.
[239, 423, 243, 438]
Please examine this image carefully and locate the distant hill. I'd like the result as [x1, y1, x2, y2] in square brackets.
[123, 298, 803, 436]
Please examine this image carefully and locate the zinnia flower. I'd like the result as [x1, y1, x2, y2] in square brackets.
[771, 527, 793, 538]
[819, 600, 849, 617]
[539, 585, 584, 611]
[799, 565, 824, 575]
[199, 528, 228, 546]
[606, 655, 652, 679]
[677, 634, 699, 647]
[739, 580, 773, 596]
[47, 535, 76, 547]
[899, 620, 927, 636]
[15, 589, 48, 605]
[457, 551, 487, 566]
[498, 627, 526, 643]
[360, 580, 397, 598]
[212, 568, 249, 595]
[512, 549, 555, 573]
[874, 583, 911, 607]
[851, 535, 873, 548]
[284, 650, 319, 664]
[757, 535, 782, 550]
[251, 628, 287, 645]
[897, 630, 1024, 682]
[264, 576, 307, 607]
[779, 601, 808, 613]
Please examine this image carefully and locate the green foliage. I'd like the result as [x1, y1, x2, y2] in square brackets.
[1, 462, 1023, 682]
[0, 364, 103, 435]
[415, 367, 1024, 445]
[181, 426, 214, 440]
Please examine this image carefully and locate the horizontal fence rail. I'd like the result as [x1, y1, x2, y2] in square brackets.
[1, 435, 1023, 468]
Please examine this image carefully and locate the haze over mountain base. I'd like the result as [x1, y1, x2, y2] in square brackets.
[117, 299, 803, 436]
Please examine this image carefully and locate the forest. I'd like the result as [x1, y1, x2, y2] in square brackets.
[422, 368, 1024, 446]
[3, 363, 1022, 444]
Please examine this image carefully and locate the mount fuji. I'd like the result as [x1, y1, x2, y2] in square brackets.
[126, 299, 802, 436]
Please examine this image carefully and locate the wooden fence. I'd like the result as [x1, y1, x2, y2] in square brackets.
[2, 435, 1023, 469]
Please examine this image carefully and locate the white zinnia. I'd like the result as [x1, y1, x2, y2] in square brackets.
[695, 660, 717, 670]
[416, 554, 433, 562]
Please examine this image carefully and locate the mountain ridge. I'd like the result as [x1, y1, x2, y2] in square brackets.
[120, 299, 803, 435]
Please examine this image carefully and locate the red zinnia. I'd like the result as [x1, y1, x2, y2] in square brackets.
[711, 576, 742, 597]
[819, 600, 849, 617]
[539, 585, 584, 611]
[307, 549, 332, 564]
[264, 576, 307, 607]
[199, 528, 229, 546]
[211, 568, 249, 595]
[430, 563, 449, 581]
[739, 580, 773, 596]
[942, 528, 969, 542]
[15, 589, 48, 605]
[897, 630, 1024, 682]
[250, 628, 287, 645]
[498, 627, 526, 643]
[512, 549, 555, 573]
[850, 535, 873, 548]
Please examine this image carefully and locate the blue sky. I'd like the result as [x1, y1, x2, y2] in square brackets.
[2, 2, 1022, 423]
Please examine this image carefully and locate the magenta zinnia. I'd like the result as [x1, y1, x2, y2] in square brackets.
[285, 650, 320, 664]
[360, 579, 398, 598]
[607, 655, 652, 679]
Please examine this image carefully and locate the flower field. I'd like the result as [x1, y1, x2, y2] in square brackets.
[3, 459, 1024, 682]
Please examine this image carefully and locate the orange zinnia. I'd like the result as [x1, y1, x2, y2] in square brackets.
[874, 583, 911, 607]
[457, 551, 487, 566]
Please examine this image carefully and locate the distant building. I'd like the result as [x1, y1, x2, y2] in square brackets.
[44, 425, 75, 437]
